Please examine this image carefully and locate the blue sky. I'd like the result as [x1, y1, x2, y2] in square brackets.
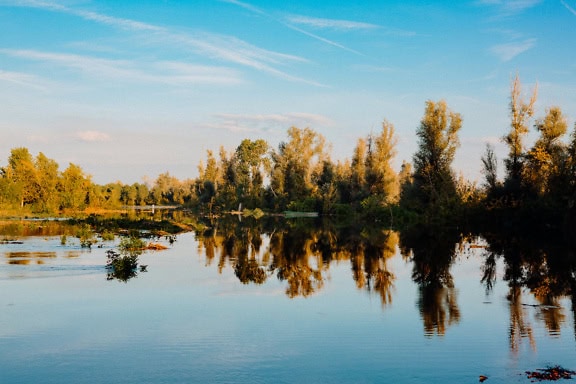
[1, 0, 575, 184]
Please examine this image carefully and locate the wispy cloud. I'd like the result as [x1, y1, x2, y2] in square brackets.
[0, 69, 47, 90]
[490, 38, 536, 61]
[2, 0, 318, 85]
[561, 0, 576, 16]
[9, 0, 163, 32]
[286, 15, 379, 30]
[211, 112, 333, 133]
[0, 49, 243, 85]
[477, 0, 542, 17]
[222, 0, 364, 55]
[74, 130, 111, 142]
[476, 0, 542, 12]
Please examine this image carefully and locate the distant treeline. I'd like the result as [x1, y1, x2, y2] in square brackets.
[2, 75, 575, 231]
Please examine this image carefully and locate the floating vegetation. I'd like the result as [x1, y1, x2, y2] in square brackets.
[525, 366, 576, 381]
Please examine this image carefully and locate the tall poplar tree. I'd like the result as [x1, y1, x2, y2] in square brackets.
[503, 74, 537, 193]
[409, 100, 462, 213]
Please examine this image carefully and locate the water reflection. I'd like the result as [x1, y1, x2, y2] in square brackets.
[2, 215, 576, 350]
[481, 230, 576, 351]
[192, 218, 576, 345]
[5, 251, 57, 265]
[194, 218, 399, 301]
[399, 224, 461, 337]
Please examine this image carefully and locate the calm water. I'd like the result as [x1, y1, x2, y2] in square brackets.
[0, 221, 575, 384]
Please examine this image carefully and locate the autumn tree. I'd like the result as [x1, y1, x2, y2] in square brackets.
[523, 106, 567, 196]
[404, 100, 462, 215]
[59, 163, 91, 210]
[350, 138, 368, 201]
[35, 152, 60, 212]
[269, 127, 327, 210]
[365, 120, 399, 203]
[503, 75, 537, 194]
[3, 147, 39, 208]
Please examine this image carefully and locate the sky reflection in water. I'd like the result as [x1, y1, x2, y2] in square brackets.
[0, 223, 575, 384]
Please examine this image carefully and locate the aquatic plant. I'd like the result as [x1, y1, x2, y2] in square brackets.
[106, 236, 146, 282]
[76, 224, 96, 248]
[105, 249, 138, 282]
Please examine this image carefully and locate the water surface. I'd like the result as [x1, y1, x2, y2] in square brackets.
[1, 223, 575, 383]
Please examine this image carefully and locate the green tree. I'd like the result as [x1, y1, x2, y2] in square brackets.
[4, 147, 39, 208]
[269, 127, 327, 210]
[233, 139, 269, 208]
[481, 143, 500, 193]
[35, 152, 60, 212]
[59, 163, 91, 210]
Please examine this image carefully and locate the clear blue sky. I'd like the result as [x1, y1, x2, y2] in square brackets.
[1, 0, 575, 184]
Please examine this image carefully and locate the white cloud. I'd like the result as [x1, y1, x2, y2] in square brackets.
[490, 38, 536, 61]
[3, 0, 318, 85]
[74, 130, 111, 142]
[0, 69, 47, 90]
[222, 0, 364, 55]
[211, 112, 333, 133]
[0, 49, 244, 85]
[286, 15, 379, 30]
[476, 0, 542, 12]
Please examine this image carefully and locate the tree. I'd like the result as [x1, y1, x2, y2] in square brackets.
[350, 138, 368, 201]
[35, 152, 60, 212]
[503, 74, 537, 193]
[365, 120, 399, 203]
[4, 147, 39, 208]
[233, 139, 269, 208]
[523, 107, 567, 196]
[59, 163, 91, 210]
[269, 127, 327, 210]
[408, 100, 462, 214]
[481, 143, 499, 192]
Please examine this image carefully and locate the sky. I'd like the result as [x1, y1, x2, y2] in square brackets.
[1, 0, 576, 185]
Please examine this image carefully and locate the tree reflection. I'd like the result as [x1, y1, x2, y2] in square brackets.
[482, 230, 576, 352]
[192, 216, 576, 348]
[400, 224, 461, 337]
[346, 228, 398, 307]
[193, 217, 400, 301]
[267, 225, 324, 298]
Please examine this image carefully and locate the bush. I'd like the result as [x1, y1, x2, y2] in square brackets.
[106, 249, 138, 282]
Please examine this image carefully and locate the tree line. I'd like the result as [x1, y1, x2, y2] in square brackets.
[2, 75, 575, 230]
